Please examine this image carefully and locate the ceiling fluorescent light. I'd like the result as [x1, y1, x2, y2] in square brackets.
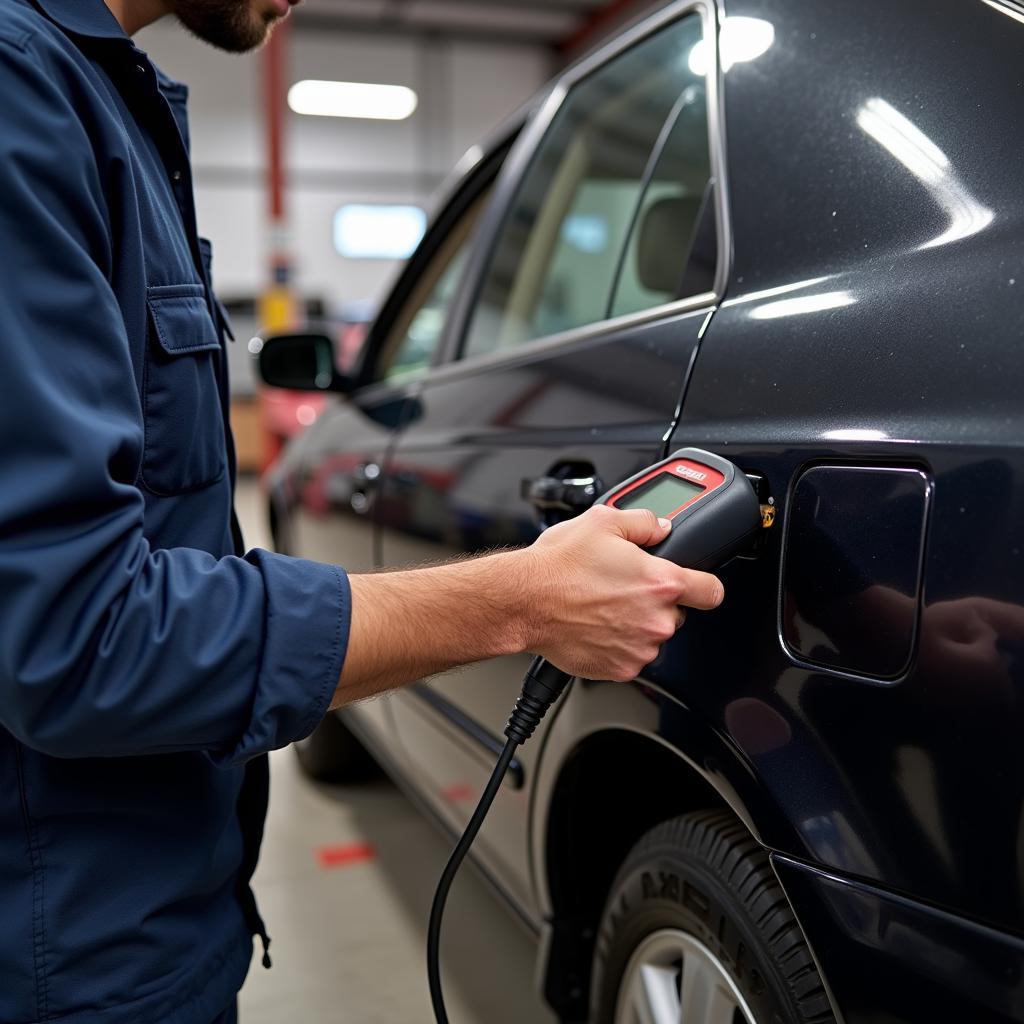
[288, 80, 418, 120]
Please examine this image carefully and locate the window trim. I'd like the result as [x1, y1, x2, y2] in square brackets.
[350, 119, 523, 395]
[437, 0, 730, 371]
[373, 190, 489, 384]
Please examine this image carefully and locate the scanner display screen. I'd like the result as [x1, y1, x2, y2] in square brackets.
[616, 474, 704, 517]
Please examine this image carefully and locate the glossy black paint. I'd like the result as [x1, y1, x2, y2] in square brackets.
[267, 0, 1024, 1020]
[781, 465, 930, 678]
[663, 0, 1024, 930]
[377, 306, 712, 914]
[772, 855, 1024, 1023]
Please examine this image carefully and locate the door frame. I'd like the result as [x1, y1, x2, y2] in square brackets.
[436, 0, 731, 373]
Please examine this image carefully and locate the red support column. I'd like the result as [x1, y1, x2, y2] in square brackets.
[259, 18, 299, 472]
[266, 17, 286, 224]
[260, 17, 297, 335]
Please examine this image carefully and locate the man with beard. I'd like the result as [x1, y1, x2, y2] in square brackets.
[0, 2, 724, 1020]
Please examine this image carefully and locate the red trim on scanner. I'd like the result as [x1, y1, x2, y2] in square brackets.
[608, 458, 725, 519]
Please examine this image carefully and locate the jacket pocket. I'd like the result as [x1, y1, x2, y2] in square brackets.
[142, 284, 226, 496]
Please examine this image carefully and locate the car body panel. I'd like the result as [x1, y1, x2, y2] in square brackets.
[665, 0, 1024, 936]
[772, 854, 1024, 1024]
[378, 304, 715, 915]
[267, 0, 1024, 1018]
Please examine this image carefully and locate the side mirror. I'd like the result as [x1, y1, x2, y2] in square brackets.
[254, 332, 356, 393]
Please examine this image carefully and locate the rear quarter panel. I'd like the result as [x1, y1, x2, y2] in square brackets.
[663, 0, 1024, 937]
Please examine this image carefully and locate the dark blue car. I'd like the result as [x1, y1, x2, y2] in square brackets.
[261, 0, 1024, 1020]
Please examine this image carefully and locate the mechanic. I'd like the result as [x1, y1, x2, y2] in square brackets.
[0, 1, 725, 1022]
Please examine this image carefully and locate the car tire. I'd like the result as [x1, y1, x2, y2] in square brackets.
[590, 810, 834, 1024]
[293, 712, 376, 784]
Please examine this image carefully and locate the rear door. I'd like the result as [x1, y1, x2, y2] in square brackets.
[378, 1, 726, 914]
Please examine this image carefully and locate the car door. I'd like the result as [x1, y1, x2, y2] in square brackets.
[378, 1, 725, 916]
[277, 139, 515, 756]
[272, 387, 407, 753]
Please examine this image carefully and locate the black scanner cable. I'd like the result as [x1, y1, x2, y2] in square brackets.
[427, 655, 570, 1024]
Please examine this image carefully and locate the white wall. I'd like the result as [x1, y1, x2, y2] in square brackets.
[137, 19, 553, 312]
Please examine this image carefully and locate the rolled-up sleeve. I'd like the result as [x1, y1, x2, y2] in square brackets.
[226, 552, 351, 765]
[0, 33, 349, 763]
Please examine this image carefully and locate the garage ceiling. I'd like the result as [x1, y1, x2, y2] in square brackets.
[292, 0, 645, 50]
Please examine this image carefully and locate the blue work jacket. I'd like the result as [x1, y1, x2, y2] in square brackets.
[0, 2, 352, 1021]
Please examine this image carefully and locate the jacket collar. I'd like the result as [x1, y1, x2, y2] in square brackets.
[33, 0, 129, 40]
[32, 0, 190, 106]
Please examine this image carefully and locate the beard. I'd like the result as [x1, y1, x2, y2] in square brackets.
[172, 0, 276, 53]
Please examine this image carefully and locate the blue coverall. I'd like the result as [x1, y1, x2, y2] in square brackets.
[0, 2, 352, 1020]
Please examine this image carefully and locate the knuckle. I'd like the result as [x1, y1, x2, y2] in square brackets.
[648, 571, 676, 598]
[647, 616, 669, 640]
[655, 573, 679, 598]
[646, 616, 673, 643]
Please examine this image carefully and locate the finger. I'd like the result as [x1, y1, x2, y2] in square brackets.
[601, 507, 672, 547]
[670, 568, 724, 610]
[964, 597, 1024, 641]
[675, 607, 687, 630]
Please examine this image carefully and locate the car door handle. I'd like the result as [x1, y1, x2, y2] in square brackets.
[349, 461, 381, 514]
[521, 474, 603, 514]
[354, 461, 381, 485]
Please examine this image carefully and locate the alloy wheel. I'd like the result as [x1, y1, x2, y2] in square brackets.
[613, 928, 758, 1024]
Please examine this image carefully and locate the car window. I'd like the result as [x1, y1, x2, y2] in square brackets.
[608, 84, 712, 319]
[463, 13, 710, 360]
[375, 190, 489, 383]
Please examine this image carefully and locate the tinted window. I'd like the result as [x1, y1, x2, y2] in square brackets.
[375, 191, 489, 383]
[464, 13, 709, 360]
[609, 86, 712, 318]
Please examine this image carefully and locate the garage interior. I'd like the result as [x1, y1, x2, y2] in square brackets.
[9, 0, 1021, 1021]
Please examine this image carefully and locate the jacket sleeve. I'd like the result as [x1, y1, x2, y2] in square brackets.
[0, 33, 350, 764]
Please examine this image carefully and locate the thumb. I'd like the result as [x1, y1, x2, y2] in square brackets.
[607, 507, 672, 547]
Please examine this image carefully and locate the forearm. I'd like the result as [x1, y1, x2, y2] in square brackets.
[332, 549, 533, 707]
[330, 505, 726, 709]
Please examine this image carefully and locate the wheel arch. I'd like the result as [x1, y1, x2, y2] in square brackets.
[531, 681, 790, 1020]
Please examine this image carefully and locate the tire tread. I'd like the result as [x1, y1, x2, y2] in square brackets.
[602, 810, 836, 1024]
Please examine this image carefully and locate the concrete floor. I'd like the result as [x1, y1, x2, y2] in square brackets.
[235, 479, 556, 1024]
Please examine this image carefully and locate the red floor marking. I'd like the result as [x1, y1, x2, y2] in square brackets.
[441, 782, 476, 803]
[315, 842, 377, 870]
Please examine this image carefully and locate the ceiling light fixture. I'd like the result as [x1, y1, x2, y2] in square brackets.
[288, 80, 419, 120]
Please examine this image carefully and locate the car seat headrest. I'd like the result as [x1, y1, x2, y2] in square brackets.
[637, 195, 703, 295]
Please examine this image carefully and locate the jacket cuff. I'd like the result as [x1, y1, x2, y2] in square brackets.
[217, 551, 351, 766]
